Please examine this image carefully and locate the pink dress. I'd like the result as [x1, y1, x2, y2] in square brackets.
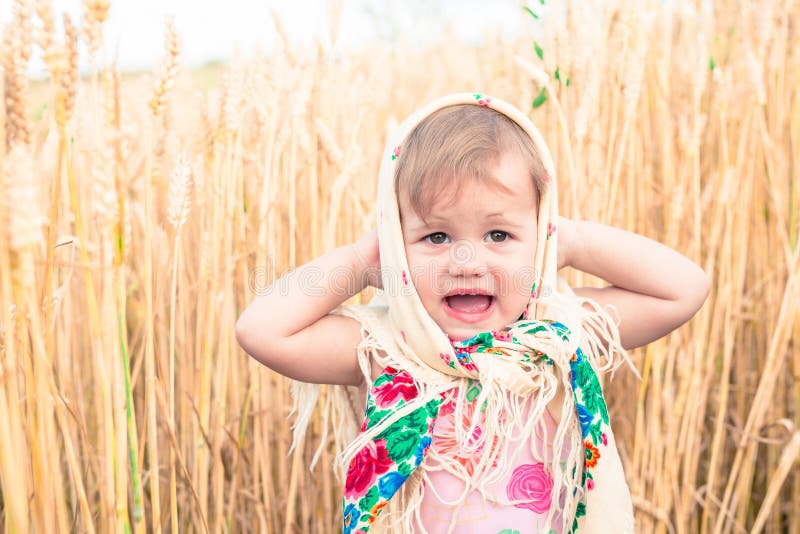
[415, 392, 571, 534]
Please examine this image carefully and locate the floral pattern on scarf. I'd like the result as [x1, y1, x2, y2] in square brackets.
[428, 386, 508, 477]
[342, 320, 613, 534]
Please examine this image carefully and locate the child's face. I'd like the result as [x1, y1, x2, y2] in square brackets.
[399, 152, 539, 341]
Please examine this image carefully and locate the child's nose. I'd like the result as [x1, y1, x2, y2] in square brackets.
[447, 240, 488, 277]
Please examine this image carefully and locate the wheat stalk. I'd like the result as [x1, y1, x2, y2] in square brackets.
[149, 18, 181, 119]
[2, 1, 33, 147]
[81, 0, 109, 56]
[58, 13, 78, 126]
[166, 154, 193, 230]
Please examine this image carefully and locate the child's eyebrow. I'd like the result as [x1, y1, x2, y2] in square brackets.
[409, 212, 525, 231]
[486, 214, 526, 228]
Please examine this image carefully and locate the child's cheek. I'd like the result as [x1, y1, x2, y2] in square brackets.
[499, 260, 535, 299]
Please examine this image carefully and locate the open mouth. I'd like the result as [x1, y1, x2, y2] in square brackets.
[442, 294, 495, 323]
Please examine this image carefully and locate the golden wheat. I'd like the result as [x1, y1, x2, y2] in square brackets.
[0, 0, 797, 532]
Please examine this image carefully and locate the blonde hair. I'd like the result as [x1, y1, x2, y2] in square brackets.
[394, 104, 549, 223]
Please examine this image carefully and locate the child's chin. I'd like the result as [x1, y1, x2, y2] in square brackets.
[446, 331, 476, 342]
[443, 324, 492, 342]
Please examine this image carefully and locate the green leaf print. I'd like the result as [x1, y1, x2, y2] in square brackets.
[397, 460, 413, 477]
[523, 323, 549, 335]
[577, 365, 608, 423]
[575, 360, 597, 391]
[383, 428, 419, 463]
[365, 407, 391, 431]
[473, 332, 495, 345]
[588, 420, 603, 445]
[394, 407, 429, 434]
[377, 418, 403, 440]
[372, 373, 393, 388]
[466, 381, 482, 403]
[599, 393, 610, 424]
[359, 486, 379, 511]
[497, 529, 521, 534]
[570, 500, 587, 533]
[425, 398, 442, 418]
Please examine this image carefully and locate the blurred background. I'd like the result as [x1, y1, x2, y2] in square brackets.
[0, 0, 798, 532]
[2, 0, 531, 76]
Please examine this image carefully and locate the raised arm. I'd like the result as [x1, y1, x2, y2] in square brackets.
[558, 217, 711, 351]
[235, 230, 381, 386]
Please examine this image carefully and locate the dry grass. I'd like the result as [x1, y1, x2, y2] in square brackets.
[0, 0, 798, 532]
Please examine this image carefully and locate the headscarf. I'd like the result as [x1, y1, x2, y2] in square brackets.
[289, 93, 636, 534]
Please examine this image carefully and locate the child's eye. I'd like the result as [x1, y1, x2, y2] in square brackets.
[424, 232, 449, 245]
[487, 231, 510, 243]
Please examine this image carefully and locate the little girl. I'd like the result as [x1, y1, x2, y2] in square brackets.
[236, 93, 710, 533]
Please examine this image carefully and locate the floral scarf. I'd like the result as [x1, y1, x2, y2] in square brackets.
[289, 93, 636, 534]
[343, 321, 618, 534]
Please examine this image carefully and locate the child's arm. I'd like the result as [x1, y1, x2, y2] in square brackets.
[558, 217, 711, 351]
[235, 230, 381, 386]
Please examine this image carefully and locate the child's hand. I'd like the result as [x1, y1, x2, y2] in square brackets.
[353, 228, 383, 289]
[556, 216, 576, 271]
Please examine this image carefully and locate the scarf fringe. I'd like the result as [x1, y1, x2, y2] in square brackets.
[572, 292, 642, 381]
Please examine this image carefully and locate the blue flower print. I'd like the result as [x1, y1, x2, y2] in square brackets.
[576, 403, 593, 438]
[343, 502, 360, 534]
[414, 435, 432, 466]
[378, 471, 408, 499]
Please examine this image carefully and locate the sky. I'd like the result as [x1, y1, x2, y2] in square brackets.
[1, 0, 538, 77]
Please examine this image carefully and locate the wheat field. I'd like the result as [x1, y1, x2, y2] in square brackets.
[0, 0, 798, 532]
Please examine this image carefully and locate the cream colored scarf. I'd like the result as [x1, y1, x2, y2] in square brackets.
[289, 93, 636, 533]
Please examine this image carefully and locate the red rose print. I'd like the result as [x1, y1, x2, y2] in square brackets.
[601, 433, 608, 446]
[506, 462, 553, 515]
[373, 370, 418, 408]
[586, 478, 595, 490]
[344, 439, 393, 499]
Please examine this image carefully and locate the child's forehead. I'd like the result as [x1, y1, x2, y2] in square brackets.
[395, 145, 542, 232]
[401, 176, 537, 214]
[400, 192, 537, 231]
